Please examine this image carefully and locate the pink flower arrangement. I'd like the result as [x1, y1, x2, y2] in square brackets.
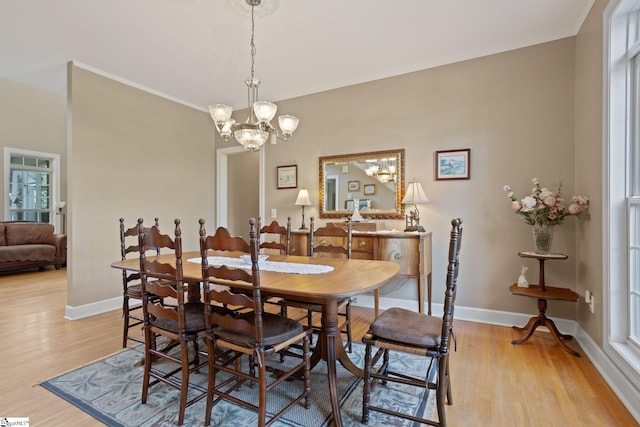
[503, 178, 589, 226]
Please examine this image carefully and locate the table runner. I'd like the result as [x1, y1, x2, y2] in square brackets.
[187, 256, 334, 275]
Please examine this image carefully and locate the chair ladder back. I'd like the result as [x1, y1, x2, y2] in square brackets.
[440, 218, 463, 354]
[120, 217, 160, 259]
[259, 217, 291, 255]
[200, 218, 265, 345]
[309, 218, 352, 259]
[138, 218, 185, 306]
[199, 220, 251, 253]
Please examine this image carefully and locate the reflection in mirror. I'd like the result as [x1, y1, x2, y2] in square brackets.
[319, 149, 405, 219]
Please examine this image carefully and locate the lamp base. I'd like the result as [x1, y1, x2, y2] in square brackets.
[404, 225, 425, 232]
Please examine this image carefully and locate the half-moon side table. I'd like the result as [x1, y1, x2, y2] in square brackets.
[509, 251, 580, 357]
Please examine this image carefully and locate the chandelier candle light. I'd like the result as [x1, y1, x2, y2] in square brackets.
[365, 159, 397, 183]
[295, 188, 312, 230]
[401, 180, 429, 232]
[503, 178, 590, 254]
[209, 0, 299, 151]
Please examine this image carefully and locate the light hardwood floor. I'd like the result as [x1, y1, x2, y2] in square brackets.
[1, 267, 638, 426]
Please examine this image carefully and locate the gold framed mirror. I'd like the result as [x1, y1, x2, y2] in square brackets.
[319, 149, 405, 219]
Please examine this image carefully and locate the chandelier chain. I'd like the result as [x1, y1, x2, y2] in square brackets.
[250, 4, 256, 79]
[209, 0, 299, 150]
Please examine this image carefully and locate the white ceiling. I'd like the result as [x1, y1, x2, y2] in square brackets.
[0, 0, 594, 111]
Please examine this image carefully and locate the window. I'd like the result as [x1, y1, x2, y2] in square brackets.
[3, 148, 60, 225]
[605, 0, 640, 386]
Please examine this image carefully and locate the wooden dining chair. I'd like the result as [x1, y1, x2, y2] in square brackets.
[199, 218, 312, 427]
[137, 218, 209, 426]
[361, 218, 463, 427]
[259, 217, 291, 256]
[119, 217, 162, 348]
[280, 218, 354, 351]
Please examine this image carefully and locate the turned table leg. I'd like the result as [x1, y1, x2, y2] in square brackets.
[511, 297, 580, 357]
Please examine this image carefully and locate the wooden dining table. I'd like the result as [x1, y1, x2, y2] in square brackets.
[111, 251, 400, 427]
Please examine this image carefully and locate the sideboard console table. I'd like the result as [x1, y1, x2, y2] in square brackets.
[288, 226, 432, 316]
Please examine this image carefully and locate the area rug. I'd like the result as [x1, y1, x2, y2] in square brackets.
[41, 342, 437, 426]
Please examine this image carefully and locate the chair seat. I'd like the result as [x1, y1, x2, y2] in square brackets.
[216, 312, 304, 347]
[368, 307, 442, 348]
[126, 283, 143, 297]
[151, 302, 208, 333]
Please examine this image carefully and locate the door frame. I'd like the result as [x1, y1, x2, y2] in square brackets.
[216, 145, 265, 229]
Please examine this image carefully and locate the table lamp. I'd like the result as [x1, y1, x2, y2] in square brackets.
[56, 201, 67, 234]
[295, 188, 312, 230]
[401, 180, 429, 232]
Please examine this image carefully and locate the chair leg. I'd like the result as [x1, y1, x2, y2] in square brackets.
[361, 342, 372, 424]
[192, 337, 200, 369]
[141, 328, 152, 404]
[257, 362, 268, 427]
[122, 294, 129, 348]
[344, 301, 352, 353]
[445, 354, 453, 405]
[306, 310, 314, 346]
[176, 339, 190, 426]
[205, 337, 215, 427]
[436, 355, 448, 427]
[302, 334, 311, 408]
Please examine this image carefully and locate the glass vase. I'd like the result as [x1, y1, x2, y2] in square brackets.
[532, 224, 554, 254]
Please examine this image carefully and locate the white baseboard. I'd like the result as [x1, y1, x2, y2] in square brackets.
[577, 330, 640, 422]
[352, 294, 578, 334]
[66, 292, 640, 423]
[64, 296, 122, 320]
[353, 294, 638, 423]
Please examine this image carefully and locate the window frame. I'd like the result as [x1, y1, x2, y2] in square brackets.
[604, 0, 640, 389]
[3, 147, 61, 229]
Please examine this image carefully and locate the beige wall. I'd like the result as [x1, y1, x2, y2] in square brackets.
[574, 0, 607, 346]
[67, 64, 216, 307]
[261, 37, 579, 317]
[1, 22, 598, 327]
[227, 150, 259, 240]
[0, 78, 67, 220]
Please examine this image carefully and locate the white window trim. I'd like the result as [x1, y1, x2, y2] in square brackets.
[604, 0, 640, 391]
[3, 147, 61, 231]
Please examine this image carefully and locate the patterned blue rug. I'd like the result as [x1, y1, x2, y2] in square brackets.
[40, 342, 436, 426]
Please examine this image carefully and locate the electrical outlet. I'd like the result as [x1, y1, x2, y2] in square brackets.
[271, 209, 277, 219]
[585, 290, 595, 313]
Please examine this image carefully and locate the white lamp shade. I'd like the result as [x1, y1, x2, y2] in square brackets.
[234, 127, 268, 151]
[220, 119, 236, 137]
[402, 182, 430, 204]
[295, 188, 312, 206]
[253, 101, 277, 122]
[209, 104, 233, 122]
[278, 115, 299, 135]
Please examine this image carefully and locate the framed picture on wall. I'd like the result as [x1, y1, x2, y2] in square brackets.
[363, 183, 376, 195]
[345, 199, 372, 210]
[348, 180, 360, 191]
[277, 165, 297, 189]
[436, 149, 471, 180]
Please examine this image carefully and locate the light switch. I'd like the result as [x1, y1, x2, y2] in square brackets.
[271, 209, 277, 219]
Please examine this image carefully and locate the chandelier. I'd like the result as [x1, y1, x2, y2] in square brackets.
[365, 159, 397, 184]
[209, 0, 299, 151]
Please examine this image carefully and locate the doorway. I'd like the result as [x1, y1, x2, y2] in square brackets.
[216, 146, 264, 240]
